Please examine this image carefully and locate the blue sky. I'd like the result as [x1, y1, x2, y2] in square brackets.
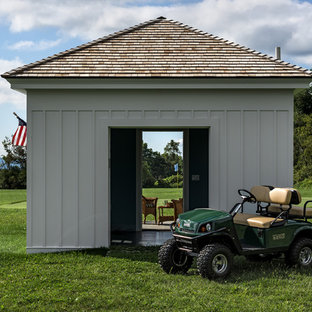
[0, 0, 312, 155]
[143, 131, 183, 154]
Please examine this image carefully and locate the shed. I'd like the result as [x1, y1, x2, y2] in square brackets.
[2, 17, 312, 253]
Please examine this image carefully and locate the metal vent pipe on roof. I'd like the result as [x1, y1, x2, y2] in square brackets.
[275, 47, 281, 60]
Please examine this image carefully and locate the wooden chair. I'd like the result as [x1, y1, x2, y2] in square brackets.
[172, 198, 183, 220]
[142, 196, 158, 224]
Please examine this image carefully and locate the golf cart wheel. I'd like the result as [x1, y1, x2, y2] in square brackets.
[197, 244, 233, 279]
[285, 238, 312, 268]
[158, 238, 193, 274]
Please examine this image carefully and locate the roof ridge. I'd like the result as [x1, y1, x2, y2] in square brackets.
[165, 19, 311, 75]
[2, 17, 165, 77]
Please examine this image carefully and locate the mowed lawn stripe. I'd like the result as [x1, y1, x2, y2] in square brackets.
[0, 189, 26, 205]
[142, 188, 183, 206]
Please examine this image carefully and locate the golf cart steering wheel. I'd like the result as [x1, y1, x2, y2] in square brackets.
[238, 189, 257, 203]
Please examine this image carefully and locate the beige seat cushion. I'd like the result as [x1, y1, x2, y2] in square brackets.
[250, 186, 272, 202]
[250, 185, 301, 206]
[234, 213, 258, 226]
[268, 205, 312, 217]
[233, 213, 284, 229]
[269, 188, 292, 205]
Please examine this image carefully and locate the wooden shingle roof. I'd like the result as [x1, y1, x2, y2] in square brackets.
[2, 17, 311, 78]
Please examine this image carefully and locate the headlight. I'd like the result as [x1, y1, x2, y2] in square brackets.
[176, 218, 180, 228]
[199, 223, 212, 233]
[206, 223, 212, 231]
[199, 224, 207, 232]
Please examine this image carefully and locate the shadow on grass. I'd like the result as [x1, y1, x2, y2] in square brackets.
[2, 245, 312, 285]
[223, 256, 312, 284]
[9, 200, 27, 205]
[79, 247, 109, 256]
[104, 246, 312, 283]
[106, 245, 160, 263]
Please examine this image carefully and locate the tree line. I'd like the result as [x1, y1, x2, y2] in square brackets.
[0, 137, 26, 189]
[294, 85, 312, 187]
[142, 139, 183, 188]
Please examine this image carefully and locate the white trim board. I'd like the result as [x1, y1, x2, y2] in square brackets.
[7, 77, 312, 92]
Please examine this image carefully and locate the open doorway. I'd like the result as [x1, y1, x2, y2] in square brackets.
[142, 131, 184, 231]
[110, 128, 209, 245]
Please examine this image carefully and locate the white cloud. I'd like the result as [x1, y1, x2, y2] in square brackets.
[0, 58, 26, 110]
[0, 0, 312, 68]
[293, 55, 312, 70]
[9, 39, 62, 51]
[9, 40, 34, 50]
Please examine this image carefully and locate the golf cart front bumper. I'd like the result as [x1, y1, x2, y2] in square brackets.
[172, 233, 202, 254]
[171, 222, 226, 254]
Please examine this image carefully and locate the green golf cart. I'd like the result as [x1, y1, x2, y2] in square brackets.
[158, 185, 312, 279]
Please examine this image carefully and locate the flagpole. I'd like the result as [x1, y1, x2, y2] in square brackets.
[13, 112, 20, 119]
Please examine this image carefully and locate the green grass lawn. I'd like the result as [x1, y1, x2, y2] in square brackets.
[0, 189, 27, 254]
[3, 188, 312, 310]
[297, 188, 312, 207]
[0, 189, 26, 208]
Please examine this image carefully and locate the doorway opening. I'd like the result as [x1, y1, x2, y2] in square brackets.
[142, 131, 184, 231]
[110, 128, 209, 246]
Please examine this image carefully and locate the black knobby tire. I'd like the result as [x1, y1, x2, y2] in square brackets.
[285, 238, 312, 268]
[158, 238, 193, 274]
[197, 244, 233, 279]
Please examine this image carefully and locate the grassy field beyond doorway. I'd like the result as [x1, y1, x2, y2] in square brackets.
[142, 188, 183, 206]
[142, 188, 183, 222]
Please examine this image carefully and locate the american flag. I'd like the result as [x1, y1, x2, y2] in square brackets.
[12, 115, 27, 147]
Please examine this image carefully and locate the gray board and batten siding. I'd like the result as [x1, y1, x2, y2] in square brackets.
[23, 84, 296, 252]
